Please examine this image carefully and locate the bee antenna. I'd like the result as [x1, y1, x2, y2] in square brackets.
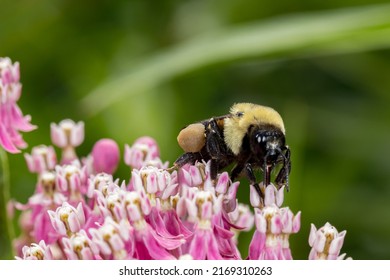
[275, 147, 290, 191]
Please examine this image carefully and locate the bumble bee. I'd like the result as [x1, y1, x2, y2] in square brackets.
[174, 103, 291, 198]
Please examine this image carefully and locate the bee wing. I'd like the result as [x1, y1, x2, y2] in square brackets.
[200, 113, 232, 130]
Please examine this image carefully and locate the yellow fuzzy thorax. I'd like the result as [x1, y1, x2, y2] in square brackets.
[223, 103, 285, 155]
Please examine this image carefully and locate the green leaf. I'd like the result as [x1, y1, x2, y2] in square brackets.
[80, 4, 390, 116]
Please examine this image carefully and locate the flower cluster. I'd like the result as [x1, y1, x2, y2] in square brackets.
[12, 120, 350, 260]
[0, 57, 36, 153]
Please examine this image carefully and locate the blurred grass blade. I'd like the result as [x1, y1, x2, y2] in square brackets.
[81, 4, 390, 116]
[0, 148, 14, 259]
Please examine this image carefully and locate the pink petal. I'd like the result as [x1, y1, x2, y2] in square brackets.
[161, 183, 178, 200]
[48, 210, 67, 235]
[80, 248, 95, 260]
[69, 173, 81, 192]
[164, 210, 193, 239]
[215, 172, 229, 194]
[281, 209, 293, 233]
[213, 223, 234, 239]
[314, 232, 326, 252]
[282, 248, 293, 260]
[0, 124, 20, 153]
[223, 181, 239, 212]
[146, 172, 158, 194]
[264, 184, 277, 206]
[176, 197, 187, 217]
[35, 155, 46, 173]
[142, 230, 176, 260]
[70, 121, 84, 147]
[201, 201, 212, 220]
[248, 230, 266, 260]
[76, 203, 86, 225]
[308, 248, 318, 260]
[178, 167, 192, 187]
[110, 235, 125, 251]
[68, 213, 81, 233]
[156, 172, 167, 192]
[308, 224, 317, 246]
[206, 232, 223, 260]
[189, 230, 207, 260]
[292, 211, 301, 233]
[263, 247, 279, 260]
[126, 204, 142, 222]
[189, 165, 202, 186]
[50, 123, 66, 148]
[130, 171, 143, 191]
[140, 193, 151, 215]
[254, 209, 266, 233]
[24, 153, 35, 172]
[270, 215, 282, 234]
[250, 185, 261, 208]
[10, 104, 36, 131]
[147, 208, 182, 240]
[328, 232, 346, 256]
[47, 146, 57, 169]
[276, 186, 285, 207]
[185, 198, 197, 219]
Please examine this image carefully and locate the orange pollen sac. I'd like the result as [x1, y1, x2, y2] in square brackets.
[177, 123, 206, 153]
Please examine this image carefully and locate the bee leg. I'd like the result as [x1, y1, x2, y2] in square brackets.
[245, 163, 264, 200]
[275, 147, 291, 191]
[174, 152, 203, 167]
[205, 119, 227, 157]
[205, 119, 228, 180]
[230, 163, 244, 182]
[209, 159, 219, 180]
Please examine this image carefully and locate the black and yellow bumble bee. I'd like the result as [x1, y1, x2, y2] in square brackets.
[174, 103, 291, 198]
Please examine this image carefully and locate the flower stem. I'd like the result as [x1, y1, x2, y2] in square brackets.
[0, 147, 15, 259]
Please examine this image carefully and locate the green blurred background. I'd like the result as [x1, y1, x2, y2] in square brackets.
[1, 0, 390, 260]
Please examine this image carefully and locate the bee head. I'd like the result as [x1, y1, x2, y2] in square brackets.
[250, 125, 285, 164]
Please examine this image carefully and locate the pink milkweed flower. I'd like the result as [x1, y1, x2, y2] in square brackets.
[27, 171, 66, 207]
[308, 222, 349, 260]
[129, 166, 190, 258]
[124, 136, 168, 170]
[179, 188, 239, 260]
[86, 172, 118, 199]
[16, 240, 53, 260]
[50, 119, 84, 163]
[229, 203, 254, 231]
[176, 161, 242, 259]
[13, 171, 67, 247]
[183, 191, 226, 260]
[248, 184, 300, 260]
[95, 186, 127, 222]
[228, 203, 255, 242]
[24, 145, 57, 174]
[48, 202, 86, 237]
[124, 191, 181, 260]
[0, 57, 36, 153]
[62, 230, 99, 260]
[89, 217, 134, 260]
[131, 166, 179, 204]
[90, 138, 120, 174]
[55, 162, 88, 202]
